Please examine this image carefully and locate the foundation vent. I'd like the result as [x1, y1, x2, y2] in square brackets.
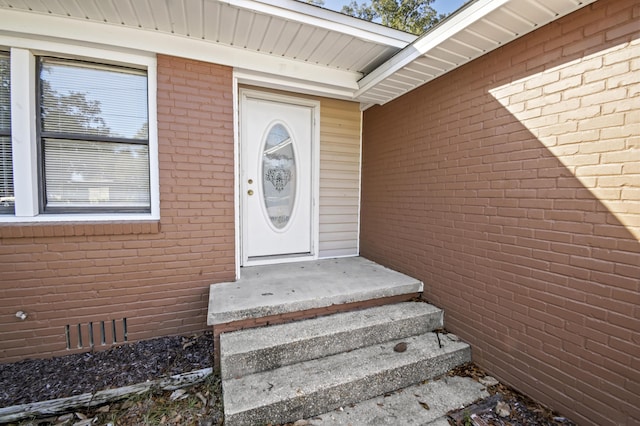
[65, 318, 128, 350]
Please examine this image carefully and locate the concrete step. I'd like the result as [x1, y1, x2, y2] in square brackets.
[208, 257, 423, 326]
[222, 332, 471, 426]
[307, 375, 489, 425]
[220, 302, 443, 380]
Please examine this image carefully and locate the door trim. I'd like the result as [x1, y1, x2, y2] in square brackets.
[238, 88, 320, 267]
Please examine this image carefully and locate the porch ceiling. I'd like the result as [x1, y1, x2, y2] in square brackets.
[0, 0, 596, 106]
[0, 0, 414, 99]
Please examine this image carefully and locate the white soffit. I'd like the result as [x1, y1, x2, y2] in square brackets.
[0, 0, 598, 104]
[0, 0, 415, 99]
[355, 0, 599, 106]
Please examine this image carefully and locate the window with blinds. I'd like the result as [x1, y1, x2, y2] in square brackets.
[39, 58, 150, 212]
[0, 52, 13, 214]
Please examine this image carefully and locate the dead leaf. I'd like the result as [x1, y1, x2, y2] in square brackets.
[419, 401, 430, 410]
[170, 389, 187, 401]
[196, 391, 208, 406]
[496, 400, 511, 417]
[121, 400, 134, 410]
[479, 376, 499, 387]
[57, 413, 74, 422]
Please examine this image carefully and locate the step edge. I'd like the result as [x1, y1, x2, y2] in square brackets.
[222, 333, 470, 413]
[220, 313, 443, 379]
[223, 343, 471, 425]
[220, 302, 442, 355]
[208, 281, 423, 326]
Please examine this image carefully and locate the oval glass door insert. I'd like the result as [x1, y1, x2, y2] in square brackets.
[262, 123, 296, 229]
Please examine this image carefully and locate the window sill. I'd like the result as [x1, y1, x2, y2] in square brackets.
[0, 216, 160, 238]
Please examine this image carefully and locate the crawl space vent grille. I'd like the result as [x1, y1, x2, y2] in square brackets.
[65, 318, 128, 350]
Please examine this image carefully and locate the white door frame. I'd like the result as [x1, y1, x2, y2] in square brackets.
[237, 87, 320, 267]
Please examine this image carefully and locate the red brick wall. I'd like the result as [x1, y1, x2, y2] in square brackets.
[360, 0, 639, 424]
[0, 55, 235, 362]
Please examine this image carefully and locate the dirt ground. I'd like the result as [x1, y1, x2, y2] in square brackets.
[446, 364, 575, 426]
[1, 332, 224, 426]
[1, 332, 575, 426]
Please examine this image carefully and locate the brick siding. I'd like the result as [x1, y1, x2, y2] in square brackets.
[0, 55, 235, 362]
[360, 0, 639, 424]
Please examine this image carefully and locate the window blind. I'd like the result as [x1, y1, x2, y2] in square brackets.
[40, 59, 148, 139]
[44, 139, 150, 208]
[39, 58, 150, 212]
[0, 53, 13, 212]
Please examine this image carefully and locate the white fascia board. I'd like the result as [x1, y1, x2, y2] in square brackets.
[228, 0, 417, 47]
[0, 9, 360, 95]
[355, 0, 511, 98]
[234, 69, 357, 100]
[356, 0, 599, 102]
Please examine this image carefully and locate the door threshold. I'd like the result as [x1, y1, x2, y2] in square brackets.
[243, 253, 315, 267]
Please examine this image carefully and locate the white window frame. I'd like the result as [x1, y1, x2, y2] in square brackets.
[1, 39, 159, 223]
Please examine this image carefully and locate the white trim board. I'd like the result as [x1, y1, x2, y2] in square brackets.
[2, 41, 159, 224]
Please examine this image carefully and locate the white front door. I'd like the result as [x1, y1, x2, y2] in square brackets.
[240, 90, 318, 264]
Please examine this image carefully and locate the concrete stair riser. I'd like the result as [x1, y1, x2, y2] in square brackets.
[220, 302, 443, 380]
[223, 333, 471, 426]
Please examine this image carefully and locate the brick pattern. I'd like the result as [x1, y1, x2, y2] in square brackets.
[360, 1, 639, 424]
[0, 55, 235, 362]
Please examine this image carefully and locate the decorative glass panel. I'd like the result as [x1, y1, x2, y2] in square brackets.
[44, 139, 150, 209]
[0, 53, 13, 213]
[262, 123, 295, 229]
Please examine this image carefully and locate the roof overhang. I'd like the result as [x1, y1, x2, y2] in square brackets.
[0, 0, 597, 106]
[0, 0, 415, 101]
[355, 0, 598, 107]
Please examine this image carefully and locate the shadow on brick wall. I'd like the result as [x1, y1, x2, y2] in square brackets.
[360, 1, 639, 424]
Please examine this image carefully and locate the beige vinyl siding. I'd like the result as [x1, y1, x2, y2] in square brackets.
[318, 98, 361, 258]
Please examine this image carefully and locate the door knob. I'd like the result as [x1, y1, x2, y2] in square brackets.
[248, 189, 254, 196]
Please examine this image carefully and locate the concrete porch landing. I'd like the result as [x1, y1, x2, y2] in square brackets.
[207, 257, 423, 326]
